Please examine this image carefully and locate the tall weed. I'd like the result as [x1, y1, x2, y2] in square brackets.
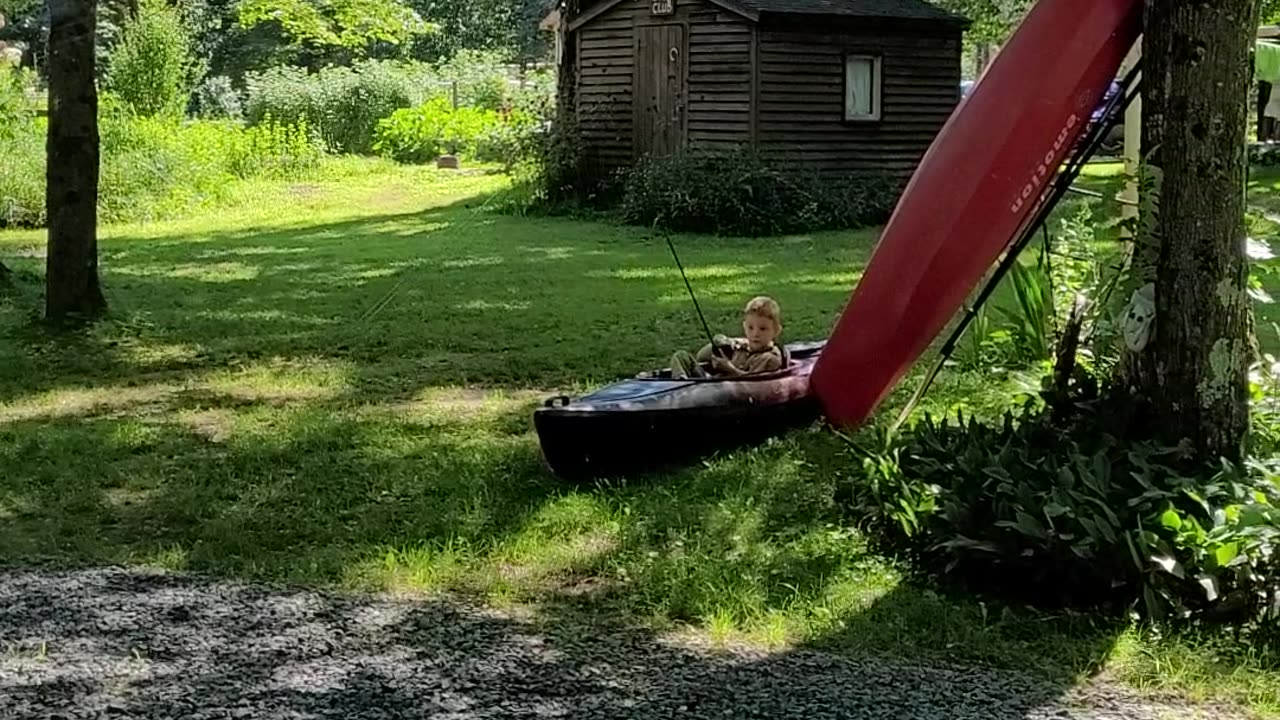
[0, 94, 325, 228]
[373, 97, 540, 165]
[104, 0, 202, 118]
[244, 60, 429, 154]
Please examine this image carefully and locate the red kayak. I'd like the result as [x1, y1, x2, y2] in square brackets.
[811, 0, 1142, 427]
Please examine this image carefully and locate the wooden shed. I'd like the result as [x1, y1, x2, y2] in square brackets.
[555, 0, 968, 178]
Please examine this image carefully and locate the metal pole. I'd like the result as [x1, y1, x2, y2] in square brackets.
[1120, 36, 1142, 236]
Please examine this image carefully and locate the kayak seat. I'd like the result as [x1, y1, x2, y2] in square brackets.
[778, 344, 790, 370]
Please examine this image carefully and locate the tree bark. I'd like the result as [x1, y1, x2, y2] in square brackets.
[1122, 0, 1257, 463]
[45, 0, 106, 322]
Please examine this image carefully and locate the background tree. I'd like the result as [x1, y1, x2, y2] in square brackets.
[45, 0, 105, 321]
[410, 0, 550, 65]
[1119, 0, 1259, 462]
[236, 0, 433, 65]
[933, 0, 1030, 73]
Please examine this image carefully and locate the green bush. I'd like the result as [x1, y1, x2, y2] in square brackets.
[193, 75, 244, 120]
[104, 0, 202, 118]
[844, 401, 1280, 638]
[243, 60, 429, 154]
[0, 93, 325, 228]
[0, 69, 44, 228]
[372, 97, 539, 165]
[620, 150, 902, 236]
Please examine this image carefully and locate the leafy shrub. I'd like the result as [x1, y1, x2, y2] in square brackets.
[372, 97, 539, 165]
[1, 93, 325, 228]
[244, 60, 426, 154]
[104, 0, 202, 118]
[620, 150, 902, 236]
[844, 401, 1280, 637]
[193, 74, 244, 120]
[228, 115, 324, 178]
[0, 69, 44, 228]
[434, 49, 513, 111]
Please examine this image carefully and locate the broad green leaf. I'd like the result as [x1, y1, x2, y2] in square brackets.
[1159, 508, 1182, 531]
[1213, 542, 1240, 569]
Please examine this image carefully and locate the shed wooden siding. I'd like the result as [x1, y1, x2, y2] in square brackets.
[756, 30, 961, 176]
[576, 0, 754, 166]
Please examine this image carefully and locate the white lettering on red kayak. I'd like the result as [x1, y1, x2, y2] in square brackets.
[1011, 113, 1080, 214]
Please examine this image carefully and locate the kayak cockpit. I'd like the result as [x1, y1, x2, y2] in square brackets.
[631, 340, 826, 383]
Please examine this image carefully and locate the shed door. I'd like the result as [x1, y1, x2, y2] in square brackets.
[634, 24, 686, 158]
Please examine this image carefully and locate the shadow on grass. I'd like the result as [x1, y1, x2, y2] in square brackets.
[0, 194, 872, 407]
[0, 383, 1129, 719]
[0, 181, 1149, 715]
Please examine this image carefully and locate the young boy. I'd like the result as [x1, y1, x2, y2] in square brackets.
[670, 296, 784, 379]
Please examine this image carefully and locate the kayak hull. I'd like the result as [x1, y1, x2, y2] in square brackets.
[810, 0, 1142, 427]
[535, 342, 824, 480]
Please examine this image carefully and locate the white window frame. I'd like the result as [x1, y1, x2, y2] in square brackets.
[844, 54, 883, 122]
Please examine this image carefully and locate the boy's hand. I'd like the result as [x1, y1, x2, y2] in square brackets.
[710, 355, 737, 374]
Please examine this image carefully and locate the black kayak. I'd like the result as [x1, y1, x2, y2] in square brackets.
[534, 341, 826, 480]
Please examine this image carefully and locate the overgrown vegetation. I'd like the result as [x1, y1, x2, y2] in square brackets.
[620, 150, 902, 237]
[243, 61, 423, 154]
[103, 0, 202, 118]
[373, 97, 540, 165]
[846, 403, 1279, 634]
[0, 71, 324, 228]
[834, 164, 1280, 681]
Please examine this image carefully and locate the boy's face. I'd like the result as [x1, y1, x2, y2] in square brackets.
[743, 312, 780, 351]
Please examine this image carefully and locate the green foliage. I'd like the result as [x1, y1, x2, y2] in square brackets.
[0, 68, 42, 228]
[243, 61, 426, 154]
[193, 74, 244, 120]
[0, 93, 325, 228]
[237, 0, 434, 58]
[407, 0, 550, 64]
[620, 150, 902, 237]
[994, 255, 1054, 362]
[934, 0, 1031, 46]
[845, 403, 1280, 639]
[104, 0, 203, 118]
[372, 96, 540, 165]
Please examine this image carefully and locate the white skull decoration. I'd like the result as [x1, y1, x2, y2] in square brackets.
[1122, 283, 1156, 352]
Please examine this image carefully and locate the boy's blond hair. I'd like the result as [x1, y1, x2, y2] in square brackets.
[744, 296, 781, 326]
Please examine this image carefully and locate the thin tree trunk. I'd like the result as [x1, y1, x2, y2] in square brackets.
[1122, 0, 1257, 462]
[45, 0, 106, 322]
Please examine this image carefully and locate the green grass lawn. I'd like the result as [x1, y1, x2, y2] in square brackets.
[2, 158, 1278, 716]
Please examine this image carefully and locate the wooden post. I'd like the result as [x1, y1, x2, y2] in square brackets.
[1120, 35, 1142, 237]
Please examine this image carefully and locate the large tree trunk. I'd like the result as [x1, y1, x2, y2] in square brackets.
[1122, 0, 1257, 463]
[45, 0, 106, 322]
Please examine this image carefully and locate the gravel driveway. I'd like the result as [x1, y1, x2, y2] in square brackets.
[0, 567, 1238, 720]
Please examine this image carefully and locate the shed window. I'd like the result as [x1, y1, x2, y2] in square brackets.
[844, 55, 882, 121]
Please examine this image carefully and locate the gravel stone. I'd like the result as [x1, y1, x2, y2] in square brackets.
[0, 567, 1243, 720]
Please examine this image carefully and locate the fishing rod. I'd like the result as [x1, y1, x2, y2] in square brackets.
[889, 62, 1143, 432]
[661, 226, 726, 358]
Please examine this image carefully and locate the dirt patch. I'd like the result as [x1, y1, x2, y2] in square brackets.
[382, 387, 544, 423]
[0, 384, 181, 425]
[180, 409, 236, 443]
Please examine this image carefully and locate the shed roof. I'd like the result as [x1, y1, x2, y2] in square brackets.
[562, 0, 967, 31]
[730, 0, 964, 23]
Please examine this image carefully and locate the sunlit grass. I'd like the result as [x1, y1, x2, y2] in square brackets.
[2, 156, 1279, 715]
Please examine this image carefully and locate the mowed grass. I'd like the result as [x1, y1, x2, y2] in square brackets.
[2, 158, 1279, 716]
